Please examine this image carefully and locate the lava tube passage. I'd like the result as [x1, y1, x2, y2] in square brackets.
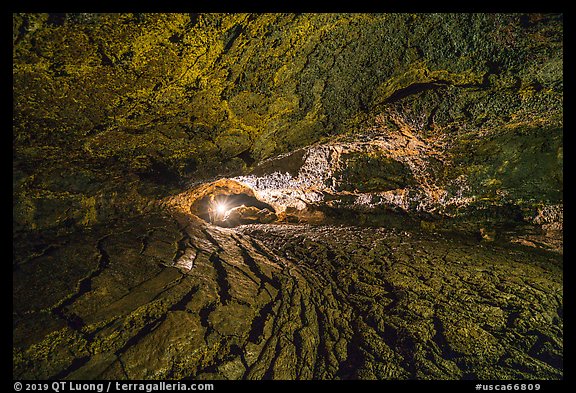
[13, 12, 563, 383]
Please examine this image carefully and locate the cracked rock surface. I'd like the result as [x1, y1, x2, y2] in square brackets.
[13, 212, 562, 380]
[12, 12, 563, 381]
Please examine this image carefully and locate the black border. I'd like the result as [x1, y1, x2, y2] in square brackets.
[9, 4, 571, 391]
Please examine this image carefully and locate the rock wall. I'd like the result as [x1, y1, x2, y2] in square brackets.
[13, 13, 562, 232]
[232, 114, 562, 243]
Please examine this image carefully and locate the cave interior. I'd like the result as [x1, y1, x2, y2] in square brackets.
[12, 13, 563, 381]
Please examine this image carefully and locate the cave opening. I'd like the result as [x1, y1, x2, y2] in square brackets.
[195, 192, 276, 226]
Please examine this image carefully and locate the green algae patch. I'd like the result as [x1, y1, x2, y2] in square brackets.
[335, 152, 416, 193]
[13, 327, 90, 379]
[448, 124, 563, 207]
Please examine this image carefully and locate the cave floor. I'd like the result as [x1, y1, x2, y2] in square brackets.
[13, 212, 563, 380]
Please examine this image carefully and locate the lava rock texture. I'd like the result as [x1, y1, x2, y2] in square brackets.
[13, 13, 562, 380]
[13, 213, 562, 380]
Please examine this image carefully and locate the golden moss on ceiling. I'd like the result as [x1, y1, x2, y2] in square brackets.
[14, 13, 562, 171]
[13, 13, 563, 231]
